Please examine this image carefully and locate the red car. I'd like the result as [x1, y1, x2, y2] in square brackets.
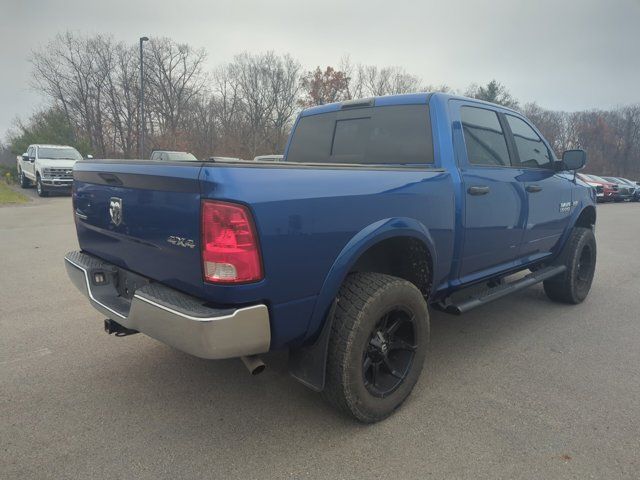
[577, 173, 617, 202]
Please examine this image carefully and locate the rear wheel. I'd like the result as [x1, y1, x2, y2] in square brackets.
[36, 175, 48, 197]
[323, 272, 430, 423]
[543, 227, 596, 304]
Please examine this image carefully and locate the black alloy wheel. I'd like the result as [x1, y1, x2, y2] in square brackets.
[363, 307, 417, 398]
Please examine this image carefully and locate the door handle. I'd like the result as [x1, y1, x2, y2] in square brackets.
[467, 185, 490, 196]
[526, 185, 543, 193]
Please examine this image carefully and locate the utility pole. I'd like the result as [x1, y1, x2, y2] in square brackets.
[139, 36, 149, 159]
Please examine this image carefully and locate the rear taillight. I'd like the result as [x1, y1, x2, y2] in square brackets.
[201, 200, 263, 284]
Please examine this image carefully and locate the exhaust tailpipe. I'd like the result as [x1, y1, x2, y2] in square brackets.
[241, 355, 266, 375]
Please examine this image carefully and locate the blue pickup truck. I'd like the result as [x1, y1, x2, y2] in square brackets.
[65, 92, 596, 422]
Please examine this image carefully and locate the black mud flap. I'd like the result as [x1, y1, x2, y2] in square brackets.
[287, 300, 337, 392]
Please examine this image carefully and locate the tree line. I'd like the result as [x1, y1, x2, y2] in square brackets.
[5, 32, 639, 178]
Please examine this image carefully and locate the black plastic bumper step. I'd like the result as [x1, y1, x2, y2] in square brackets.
[439, 265, 566, 315]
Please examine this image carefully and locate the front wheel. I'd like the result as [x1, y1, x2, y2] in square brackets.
[36, 175, 48, 197]
[543, 227, 596, 304]
[19, 169, 31, 188]
[323, 272, 430, 423]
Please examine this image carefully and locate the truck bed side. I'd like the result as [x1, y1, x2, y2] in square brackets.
[73, 160, 455, 348]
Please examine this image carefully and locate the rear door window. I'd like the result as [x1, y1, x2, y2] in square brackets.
[286, 105, 434, 165]
[460, 106, 511, 167]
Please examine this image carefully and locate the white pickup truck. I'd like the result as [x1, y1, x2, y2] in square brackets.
[17, 144, 84, 197]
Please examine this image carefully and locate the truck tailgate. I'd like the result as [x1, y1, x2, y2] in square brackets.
[72, 161, 205, 297]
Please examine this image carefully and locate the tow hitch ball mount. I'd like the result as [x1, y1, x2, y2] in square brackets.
[104, 319, 139, 337]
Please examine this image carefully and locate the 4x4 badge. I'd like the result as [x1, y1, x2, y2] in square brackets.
[167, 236, 196, 249]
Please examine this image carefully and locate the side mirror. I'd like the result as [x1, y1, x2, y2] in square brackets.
[21, 154, 29, 161]
[86, 154, 93, 159]
[562, 149, 586, 171]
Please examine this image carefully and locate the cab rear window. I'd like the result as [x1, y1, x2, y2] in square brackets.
[286, 105, 434, 165]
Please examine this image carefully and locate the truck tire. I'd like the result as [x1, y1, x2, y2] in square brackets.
[323, 272, 430, 423]
[543, 227, 596, 304]
[36, 175, 48, 197]
[19, 169, 31, 188]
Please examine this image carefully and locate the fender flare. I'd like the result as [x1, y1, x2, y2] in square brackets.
[571, 202, 596, 228]
[553, 197, 596, 261]
[288, 217, 436, 391]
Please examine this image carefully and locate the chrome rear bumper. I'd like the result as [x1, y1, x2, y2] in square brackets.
[64, 251, 271, 359]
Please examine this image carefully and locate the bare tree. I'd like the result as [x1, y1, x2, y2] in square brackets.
[356, 65, 422, 97]
[612, 105, 640, 177]
[223, 51, 300, 157]
[144, 37, 208, 151]
[25, 33, 640, 177]
[268, 54, 301, 152]
[187, 93, 218, 157]
[94, 40, 140, 157]
[31, 32, 106, 154]
[230, 53, 273, 156]
[522, 102, 572, 156]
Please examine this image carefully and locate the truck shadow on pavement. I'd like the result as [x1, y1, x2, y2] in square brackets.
[79, 283, 576, 441]
[20, 280, 604, 479]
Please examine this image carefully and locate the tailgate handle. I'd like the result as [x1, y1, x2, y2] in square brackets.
[98, 173, 123, 186]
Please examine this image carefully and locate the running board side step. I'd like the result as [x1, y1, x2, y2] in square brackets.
[437, 265, 566, 315]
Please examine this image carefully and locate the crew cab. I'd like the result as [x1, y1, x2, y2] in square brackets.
[64, 93, 597, 422]
[17, 144, 83, 196]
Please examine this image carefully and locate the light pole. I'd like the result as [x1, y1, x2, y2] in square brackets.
[139, 36, 149, 159]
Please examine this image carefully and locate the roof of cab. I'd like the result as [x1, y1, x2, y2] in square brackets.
[299, 91, 520, 117]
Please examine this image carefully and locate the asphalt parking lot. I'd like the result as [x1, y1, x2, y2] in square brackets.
[2, 192, 639, 479]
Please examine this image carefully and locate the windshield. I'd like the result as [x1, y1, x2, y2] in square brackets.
[38, 147, 82, 161]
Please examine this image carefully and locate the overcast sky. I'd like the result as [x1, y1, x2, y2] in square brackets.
[1, 0, 639, 140]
